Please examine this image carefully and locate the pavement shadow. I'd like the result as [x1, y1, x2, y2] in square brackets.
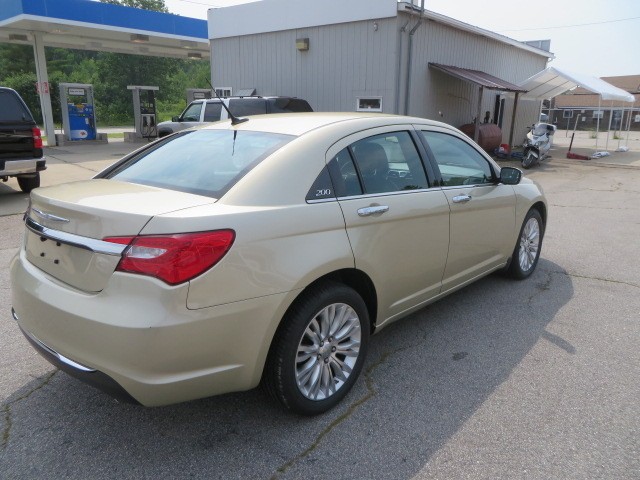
[1, 259, 572, 479]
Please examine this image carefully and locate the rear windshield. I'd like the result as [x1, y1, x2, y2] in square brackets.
[0, 90, 34, 123]
[105, 129, 293, 198]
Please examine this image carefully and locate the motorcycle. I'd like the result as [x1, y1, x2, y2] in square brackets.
[522, 122, 556, 169]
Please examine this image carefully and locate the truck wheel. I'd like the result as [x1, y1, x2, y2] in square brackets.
[17, 173, 40, 193]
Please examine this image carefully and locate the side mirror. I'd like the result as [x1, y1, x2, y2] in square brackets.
[172, 116, 180, 122]
[500, 166, 522, 185]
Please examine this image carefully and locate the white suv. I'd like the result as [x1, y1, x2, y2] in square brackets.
[157, 96, 313, 137]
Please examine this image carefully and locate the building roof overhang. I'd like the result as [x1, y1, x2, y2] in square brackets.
[397, 2, 554, 60]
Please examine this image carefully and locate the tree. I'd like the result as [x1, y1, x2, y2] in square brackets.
[99, 0, 168, 12]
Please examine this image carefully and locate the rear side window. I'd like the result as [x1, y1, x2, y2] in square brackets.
[327, 148, 363, 197]
[203, 102, 223, 122]
[228, 98, 267, 117]
[105, 130, 293, 198]
[268, 98, 313, 113]
[0, 90, 33, 123]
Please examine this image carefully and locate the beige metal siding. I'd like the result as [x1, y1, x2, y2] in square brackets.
[400, 13, 548, 144]
[211, 18, 398, 113]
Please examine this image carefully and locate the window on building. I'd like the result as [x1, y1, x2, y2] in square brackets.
[593, 110, 604, 119]
[563, 110, 574, 118]
[356, 97, 382, 112]
[215, 87, 232, 97]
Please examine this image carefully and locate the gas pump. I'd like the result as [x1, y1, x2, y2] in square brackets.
[127, 85, 159, 141]
[186, 88, 213, 104]
[59, 83, 97, 141]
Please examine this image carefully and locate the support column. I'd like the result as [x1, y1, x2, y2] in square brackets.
[507, 91, 520, 149]
[32, 32, 56, 147]
[474, 86, 484, 142]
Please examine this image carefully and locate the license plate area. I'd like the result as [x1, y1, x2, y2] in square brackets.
[24, 229, 119, 292]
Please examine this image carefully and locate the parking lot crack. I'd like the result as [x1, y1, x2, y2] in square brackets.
[563, 272, 640, 290]
[1, 370, 57, 450]
[271, 340, 425, 479]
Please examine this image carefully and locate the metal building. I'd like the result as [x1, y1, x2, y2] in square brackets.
[208, 0, 553, 146]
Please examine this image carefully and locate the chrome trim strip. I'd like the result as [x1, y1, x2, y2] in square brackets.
[11, 307, 19, 321]
[335, 186, 441, 201]
[31, 207, 70, 223]
[21, 327, 96, 372]
[25, 217, 127, 257]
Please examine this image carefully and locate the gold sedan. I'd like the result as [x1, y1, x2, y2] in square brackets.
[11, 113, 546, 415]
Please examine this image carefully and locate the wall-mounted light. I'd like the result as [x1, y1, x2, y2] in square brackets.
[296, 38, 309, 51]
[9, 33, 28, 42]
[188, 52, 202, 60]
[130, 34, 149, 43]
[373, 22, 378, 31]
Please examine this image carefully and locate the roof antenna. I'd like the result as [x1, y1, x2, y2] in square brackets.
[206, 79, 248, 126]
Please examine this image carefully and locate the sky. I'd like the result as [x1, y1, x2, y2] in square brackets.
[160, 0, 640, 78]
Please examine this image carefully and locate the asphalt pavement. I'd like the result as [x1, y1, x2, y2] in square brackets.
[0, 138, 639, 479]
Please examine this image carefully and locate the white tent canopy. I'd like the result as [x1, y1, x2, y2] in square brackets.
[520, 66, 635, 103]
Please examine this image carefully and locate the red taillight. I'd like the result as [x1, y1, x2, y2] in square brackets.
[104, 230, 235, 285]
[32, 127, 43, 149]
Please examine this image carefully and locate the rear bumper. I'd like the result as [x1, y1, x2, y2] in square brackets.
[13, 309, 139, 405]
[0, 158, 46, 176]
[10, 248, 295, 406]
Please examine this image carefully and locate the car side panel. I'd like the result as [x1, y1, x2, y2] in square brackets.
[326, 125, 451, 327]
[142, 201, 354, 309]
[440, 184, 516, 291]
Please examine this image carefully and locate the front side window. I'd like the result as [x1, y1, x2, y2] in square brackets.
[180, 103, 203, 122]
[350, 132, 428, 194]
[105, 130, 293, 198]
[420, 131, 494, 187]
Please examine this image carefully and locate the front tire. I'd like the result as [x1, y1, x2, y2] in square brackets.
[17, 173, 40, 193]
[521, 150, 537, 169]
[263, 282, 370, 415]
[508, 209, 544, 279]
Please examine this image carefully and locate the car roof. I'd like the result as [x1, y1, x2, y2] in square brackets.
[200, 112, 458, 137]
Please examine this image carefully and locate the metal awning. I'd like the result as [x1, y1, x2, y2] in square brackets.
[429, 63, 527, 93]
[429, 63, 527, 146]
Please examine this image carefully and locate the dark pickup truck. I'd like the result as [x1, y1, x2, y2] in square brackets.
[0, 87, 46, 192]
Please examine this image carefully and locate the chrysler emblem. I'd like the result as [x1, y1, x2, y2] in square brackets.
[31, 208, 70, 223]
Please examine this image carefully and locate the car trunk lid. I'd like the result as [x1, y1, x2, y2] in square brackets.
[25, 179, 215, 292]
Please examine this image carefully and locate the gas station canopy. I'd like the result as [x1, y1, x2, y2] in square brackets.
[0, 0, 210, 145]
[0, 0, 209, 59]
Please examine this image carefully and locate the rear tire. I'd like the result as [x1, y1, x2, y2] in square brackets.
[508, 209, 544, 280]
[263, 282, 370, 415]
[17, 173, 40, 193]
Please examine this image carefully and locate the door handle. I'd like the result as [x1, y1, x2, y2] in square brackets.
[357, 205, 389, 217]
[452, 194, 472, 204]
